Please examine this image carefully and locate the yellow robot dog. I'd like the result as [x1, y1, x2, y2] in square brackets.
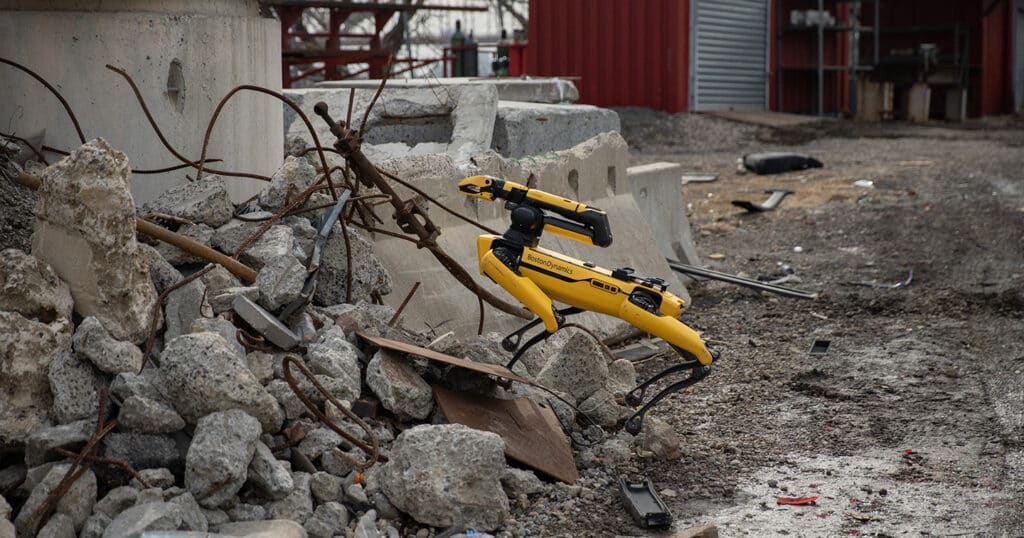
[459, 175, 718, 434]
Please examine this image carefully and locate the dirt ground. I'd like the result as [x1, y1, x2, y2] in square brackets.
[514, 111, 1024, 537]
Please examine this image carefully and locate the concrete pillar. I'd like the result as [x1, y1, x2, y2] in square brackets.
[0, 0, 282, 204]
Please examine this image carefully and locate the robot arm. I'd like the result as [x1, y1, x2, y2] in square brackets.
[459, 175, 613, 247]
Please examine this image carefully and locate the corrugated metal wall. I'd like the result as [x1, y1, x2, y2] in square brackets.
[527, 0, 691, 112]
[691, 0, 770, 111]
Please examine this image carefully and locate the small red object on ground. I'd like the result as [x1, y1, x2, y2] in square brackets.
[904, 449, 914, 455]
[776, 496, 819, 506]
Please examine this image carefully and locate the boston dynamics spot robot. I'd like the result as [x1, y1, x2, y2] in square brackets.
[459, 175, 719, 433]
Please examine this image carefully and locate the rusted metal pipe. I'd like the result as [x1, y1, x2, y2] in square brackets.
[15, 172, 257, 283]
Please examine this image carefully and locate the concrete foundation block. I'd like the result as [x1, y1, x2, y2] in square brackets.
[491, 102, 621, 159]
[627, 162, 700, 266]
[317, 77, 579, 104]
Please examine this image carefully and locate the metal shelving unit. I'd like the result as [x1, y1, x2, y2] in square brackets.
[776, 0, 881, 116]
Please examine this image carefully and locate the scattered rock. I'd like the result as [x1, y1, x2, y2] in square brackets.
[209, 286, 259, 315]
[380, 424, 509, 530]
[94, 486, 138, 518]
[256, 255, 306, 312]
[159, 332, 284, 433]
[168, 491, 208, 532]
[142, 175, 235, 228]
[535, 332, 609, 402]
[353, 509, 379, 538]
[153, 224, 215, 266]
[78, 513, 109, 538]
[47, 351, 103, 424]
[372, 492, 400, 520]
[134, 488, 164, 505]
[305, 327, 361, 400]
[185, 409, 262, 508]
[344, 483, 369, 507]
[501, 468, 545, 497]
[36, 512, 75, 538]
[14, 463, 96, 533]
[309, 471, 343, 504]
[0, 310, 71, 443]
[138, 243, 182, 295]
[238, 225, 296, 271]
[162, 279, 207, 343]
[0, 248, 73, 321]
[117, 395, 186, 434]
[25, 420, 93, 467]
[72, 316, 143, 375]
[260, 155, 317, 212]
[245, 351, 276, 385]
[227, 503, 265, 522]
[32, 138, 158, 344]
[200, 265, 242, 297]
[578, 388, 628, 428]
[314, 227, 391, 306]
[133, 468, 175, 489]
[101, 433, 183, 480]
[640, 416, 681, 460]
[101, 501, 182, 538]
[599, 438, 633, 467]
[304, 501, 349, 538]
[190, 316, 245, 358]
[606, 358, 638, 395]
[264, 471, 313, 524]
[365, 350, 433, 421]
[247, 440, 294, 500]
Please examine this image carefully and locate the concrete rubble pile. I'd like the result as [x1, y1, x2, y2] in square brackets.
[0, 134, 684, 538]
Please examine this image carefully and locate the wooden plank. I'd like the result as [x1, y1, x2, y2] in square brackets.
[433, 385, 579, 484]
[357, 332, 532, 385]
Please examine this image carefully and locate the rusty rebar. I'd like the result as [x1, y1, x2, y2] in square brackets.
[375, 165, 501, 236]
[0, 57, 86, 143]
[51, 448, 150, 489]
[281, 355, 383, 469]
[38, 144, 225, 174]
[388, 282, 420, 327]
[141, 264, 215, 371]
[193, 85, 337, 200]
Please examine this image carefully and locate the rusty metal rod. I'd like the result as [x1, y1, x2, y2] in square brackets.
[15, 172, 257, 283]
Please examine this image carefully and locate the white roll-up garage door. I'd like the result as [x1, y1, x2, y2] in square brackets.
[691, 0, 769, 111]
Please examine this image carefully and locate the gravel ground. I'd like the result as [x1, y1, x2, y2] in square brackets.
[510, 111, 1024, 537]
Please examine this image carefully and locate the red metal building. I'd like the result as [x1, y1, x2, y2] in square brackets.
[526, 0, 1020, 117]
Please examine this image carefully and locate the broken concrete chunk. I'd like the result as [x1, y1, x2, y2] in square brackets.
[380, 424, 509, 530]
[190, 316, 244, 357]
[309, 471, 343, 504]
[256, 255, 306, 312]
[501, 468, 545, 497]
[14, 463, 96, 533]
[640, 416, 681, 460]
[314, 227, 391, 306]
[72, 316, 143, 375]
[200, 265, 242, 297]
[365, 350, 433, 421]
[133, 468, 176, 490]
[264, 471, 313, 524]
[260, 155, 318, 212]
[138, 243, 182, 295]
[305, 327, 361, 401]
[47, 351, 103, 424]
[101, 433, 184, 479]
[606, 358, 638, 396]
[185, 409, 261, 509]
[163, 279, 207, 343]
[227, 503, 266, 523]
[0, 311, 71, 444]
[101, 501, 182, 538]
[110, 370, 164, 404]
[159, 332, 284, 433]
[32, 138, 158, 344]
[0, 248, 73, 321]
[535, 332, 609, 402]
[25, 419, 94, 467]
[36, 512, 74, 538]
[240, 226, 295, 271]
[78, 513, 109, 538]
[449, 84, 498, 163]
[117, 395, 186, 434]
[247, 440, 294, 500]
[305, 501, 350, 538]
[154, 223, 216, 266]
[142, 175, 235, 228]
[209, 286, 259, 315]
[94, 486, 138, 518]
[168, 490, 208, 532]
[578, 388, 628, 429]
[245, 351, 276, 385]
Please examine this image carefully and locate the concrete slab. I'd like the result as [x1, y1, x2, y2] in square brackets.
[491, 101, 621, 159]
[317, 77, 579, 104]
[627, 162, 700, 266]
